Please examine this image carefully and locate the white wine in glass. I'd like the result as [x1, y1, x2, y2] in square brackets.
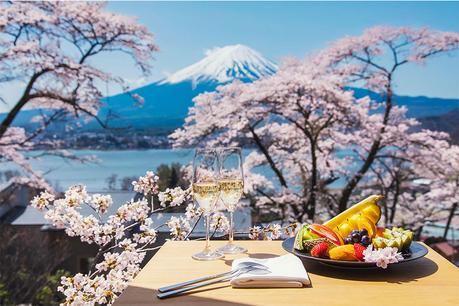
[193, 182, 220, 213]
[191, 148, 223, 261]
[219, 179, 244, 211]
[217, 147, 247, 254]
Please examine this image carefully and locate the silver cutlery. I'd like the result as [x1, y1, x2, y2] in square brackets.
[158, 262, 266, 293]
[157, 262, 268, 299]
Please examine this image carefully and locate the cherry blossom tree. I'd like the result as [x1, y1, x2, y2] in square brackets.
[392, 142, 459, 230]
[172, 62, 369, 222]
[172, 26, 459, 224]
[314, 26, 459, 212]
[357, 112, 456, 229]
[0, 1, 158, 188]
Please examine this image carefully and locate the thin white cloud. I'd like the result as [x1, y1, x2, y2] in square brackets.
[204, 46, 222, 57]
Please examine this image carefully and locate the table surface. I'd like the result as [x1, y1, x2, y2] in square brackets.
[115, 240, 459, 306]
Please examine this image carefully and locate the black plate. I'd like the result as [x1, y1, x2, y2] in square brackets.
[282, 237, 428, 268]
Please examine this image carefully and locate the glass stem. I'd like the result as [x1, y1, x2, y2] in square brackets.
[205, 214, 211, 253]
[229, 210, 234, 245]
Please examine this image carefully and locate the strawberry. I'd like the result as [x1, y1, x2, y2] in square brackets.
[310, 241, 329, 258]
[354, 243, 366, 261]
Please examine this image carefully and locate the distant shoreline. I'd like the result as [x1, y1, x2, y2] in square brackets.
[30, 145, 174, 151]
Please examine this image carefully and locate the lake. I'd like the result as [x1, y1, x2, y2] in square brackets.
[3, 148, 350, 191]
[23, 149, 196, 191]
[3, 148, 458, 238]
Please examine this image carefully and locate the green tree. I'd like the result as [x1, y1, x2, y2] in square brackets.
[156, 163, 188, 191]
[34, 270, 71, 306]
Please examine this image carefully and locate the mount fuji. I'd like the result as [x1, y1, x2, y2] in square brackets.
[159, 44, 277, 85]
[92, 44, 277, 129]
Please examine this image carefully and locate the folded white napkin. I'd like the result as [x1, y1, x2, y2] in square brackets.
[230, 254, 310, 288]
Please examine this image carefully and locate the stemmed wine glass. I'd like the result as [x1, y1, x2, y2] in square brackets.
[191, 148, 224, 261]
[217, 147, 247, 254]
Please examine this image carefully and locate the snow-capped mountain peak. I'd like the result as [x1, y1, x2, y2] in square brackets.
[160, 44, 277, 85]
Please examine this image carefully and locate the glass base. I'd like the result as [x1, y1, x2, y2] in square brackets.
[217, 243, 247, 254]
[192, 249, 224, 261]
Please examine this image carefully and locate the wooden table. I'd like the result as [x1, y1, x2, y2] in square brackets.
[115, 241, 459, 306]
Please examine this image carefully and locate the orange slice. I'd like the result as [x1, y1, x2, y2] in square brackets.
[329, 244, 358, 261]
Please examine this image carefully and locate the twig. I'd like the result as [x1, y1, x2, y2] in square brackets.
[184, 213, 203, 240]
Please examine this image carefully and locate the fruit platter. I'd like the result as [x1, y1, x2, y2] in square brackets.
[282, 195, 428, 268]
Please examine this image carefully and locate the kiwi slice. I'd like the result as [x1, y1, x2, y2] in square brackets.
[401, 231, 413, 250]
[372, 237, 385, 249]
[294, 228, 304, 251]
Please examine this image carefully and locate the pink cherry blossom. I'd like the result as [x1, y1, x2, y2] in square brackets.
[167, 216, 192, 240]
[132, 171, 160, 196]
[363, 245, 404, 269]
[31, 171, 218, 305]
[0, 1, 159, 190]
[172, 26, 459, 225]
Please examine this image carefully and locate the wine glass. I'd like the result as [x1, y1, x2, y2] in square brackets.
[217, 147, 247, 254]
[191, 148, 224, 261]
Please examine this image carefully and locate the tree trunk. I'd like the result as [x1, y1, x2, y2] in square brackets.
[389, 176, 400, 224]
[382, 189, 389, 226]
[248, 125, 287, 188]
[248, 125, 303, 219]
[415, 226, 423, 241]
[0, 71, 47, 138]
[337, 76, 393, 212]
[443, 203, 458, 239]
[307, 139, 318, 220]
[0, 96, 29, 138]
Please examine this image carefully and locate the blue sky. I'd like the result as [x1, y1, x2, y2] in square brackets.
[103, 1, 459, 98]
[1, 1, 459, 112]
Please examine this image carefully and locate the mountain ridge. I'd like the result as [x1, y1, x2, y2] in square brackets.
[419, 108, 459, 144]
[1, 44, 458, 137]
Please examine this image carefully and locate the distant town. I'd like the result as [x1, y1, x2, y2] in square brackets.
[34, 129, 173, 150]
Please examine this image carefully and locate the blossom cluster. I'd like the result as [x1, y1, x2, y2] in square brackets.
[91, 194, 113, 214]
[30, 170, 234, 305]
[59, 247, 144, 305]
[363, 245, 404, 269]
[185, 203, 203, 220]
[210, 212, 231, 234]
[158, 186, 192, 207]
[132, 171, 160, 196]
[30, 171, 193, 305]
[167, 216, 192, 241]
[31, 190, 55, 210]
[249, 223, 297, 240]
[165, 208, 231, 241]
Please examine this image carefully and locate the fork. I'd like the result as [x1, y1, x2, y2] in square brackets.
[158, 262, 266, 293]
[156, 264, 268, 299]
